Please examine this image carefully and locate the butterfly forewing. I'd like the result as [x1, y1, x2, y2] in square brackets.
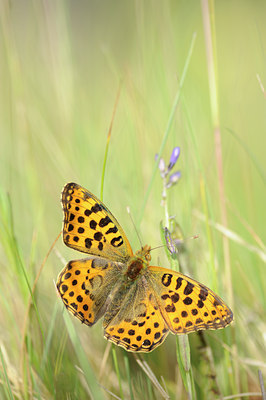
[146, 266, 233, 334]
[62, 183, 133, 263]
[62, 183, 133, 262]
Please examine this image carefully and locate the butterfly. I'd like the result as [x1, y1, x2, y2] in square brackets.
[56, 183, 233, 352]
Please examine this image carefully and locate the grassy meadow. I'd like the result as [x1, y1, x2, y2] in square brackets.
[0, 1, 265, 399]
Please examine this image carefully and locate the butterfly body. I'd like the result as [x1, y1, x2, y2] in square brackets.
[57, 183, 233, 352]
[125, 245, 150, 280]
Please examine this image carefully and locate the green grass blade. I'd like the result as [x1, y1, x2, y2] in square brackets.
[63, 312, 104, 400]
[0, 346, 15, 400]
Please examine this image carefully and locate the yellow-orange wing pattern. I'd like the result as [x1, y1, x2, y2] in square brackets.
[147, 266, 233, 334]
[102, 265, 233, 352]
[61, 183, 133, 263]
[57, 257, 123, 326]
[103, 282, 170, 352]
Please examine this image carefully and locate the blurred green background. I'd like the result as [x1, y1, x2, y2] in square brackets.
[0, 1, 265, 399]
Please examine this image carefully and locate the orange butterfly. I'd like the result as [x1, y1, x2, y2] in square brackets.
[57, 183, 233, 352]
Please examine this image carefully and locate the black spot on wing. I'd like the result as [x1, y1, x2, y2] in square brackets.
[99, 216, 112, 227]
[106, 226, 118, 234]
[91, 203, 102, 213]
[184, 282, 194, 295]
[162, 273, 172, 287]
[111, 236, 123, 247]
[175, 277, 183, 290]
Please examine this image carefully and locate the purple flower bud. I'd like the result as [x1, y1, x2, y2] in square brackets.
[166, 171, 181, 189]
[164, 227, 177, 255]
[167, 147, 180, 172]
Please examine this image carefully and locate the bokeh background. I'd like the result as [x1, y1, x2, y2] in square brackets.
[0, 1, 265, 399]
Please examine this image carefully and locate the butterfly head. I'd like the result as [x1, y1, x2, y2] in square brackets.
[135, 244, 151, 262]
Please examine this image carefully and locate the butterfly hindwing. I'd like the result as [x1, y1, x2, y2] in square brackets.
[61, 183, 133, 263]
[103, 280, 169, 352]
[57, 257, 123, 326]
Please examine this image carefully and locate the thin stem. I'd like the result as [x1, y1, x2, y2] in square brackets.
[137, 33, 197, 228]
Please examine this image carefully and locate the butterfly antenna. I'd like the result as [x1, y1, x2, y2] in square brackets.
[150, 235, 199, 252]
[150, 244, 166, 252]
[126, 206, 143, 248]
